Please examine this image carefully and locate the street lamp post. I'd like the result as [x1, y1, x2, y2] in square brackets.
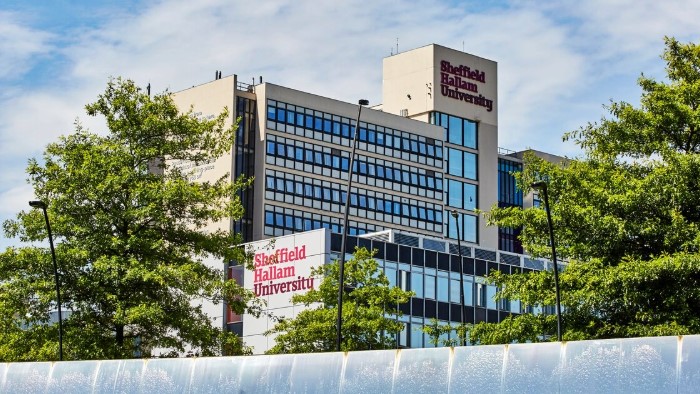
[29, 200, 64, 361]
[336, 99, 369, 352]
[450, 210, 467, 346]
[530, 181, 562, 342]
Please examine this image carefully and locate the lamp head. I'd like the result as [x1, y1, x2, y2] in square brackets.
[358, 99, 369, 106]
[530, 181, 547, 190]
[450, 209, 459, 219]
[29, 200, 47, 209]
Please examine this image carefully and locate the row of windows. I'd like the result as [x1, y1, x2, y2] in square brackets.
[265, 170, 444, 225]
[263, 204, 380, 237]
[430, 111, 478, 149]
[384, 263, 509, 309]
[267, 100, 444, 168]
[265, 134, 444, 193]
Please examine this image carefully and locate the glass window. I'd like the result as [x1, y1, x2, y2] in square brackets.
[411, 272, 423, 298]
[267, 105, 276, 121]
[385, 267, 397, 288]
[463, 214, 477, 243]
[448, 148, 462, 176]
[464, 183, 477, 211]
[411, 326, 423, 348]
[464, 120, 477, 149]
[425, 275, 436, 300]
[437, 276, 449, 302]
[450, 279, 460, 303]
[448, 115, 463, 145]
[385, 168, 393, 181]
[487, 285, 497, 309]
[464, 276, 474, 306]
[277, 108, 286, 123]
[448, 179, 462, 208]
[266, 141, 276, 155]
[464, 152, 477, 180]
[265, 211, 274, 225]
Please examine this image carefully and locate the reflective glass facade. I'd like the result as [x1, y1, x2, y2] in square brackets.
[331, 233, 534, 348]
[430, 111, 480, 245]
[234, 96, 256, 241]
[265, 99, 447, 238]
[498, 158, 523, 253]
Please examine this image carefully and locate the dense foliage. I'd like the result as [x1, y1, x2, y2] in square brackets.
[0, 78, 258, 360]
[265, 247, 413, 353]
[474, 37, 700, 344]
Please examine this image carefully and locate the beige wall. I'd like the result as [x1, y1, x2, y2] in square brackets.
[478, 123, 499, 248]
[171, 75, 238, 235]
[384, 44, 499, 249]
[383, 44, 497, 126]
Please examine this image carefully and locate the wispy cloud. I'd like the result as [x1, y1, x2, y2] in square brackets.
[1, 0, 699, 247]
[0, 11, 54, 82]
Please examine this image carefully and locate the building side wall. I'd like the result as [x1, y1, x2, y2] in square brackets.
[170, 75, 238, 235]
[478, 122, 499, 249]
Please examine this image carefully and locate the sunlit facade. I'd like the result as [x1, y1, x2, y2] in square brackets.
[171, 44, 557, 353]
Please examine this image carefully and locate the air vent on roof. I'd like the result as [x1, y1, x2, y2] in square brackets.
[400, 109, 408, 117]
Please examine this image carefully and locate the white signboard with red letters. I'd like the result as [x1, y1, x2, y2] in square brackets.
[241, 228, 330, 353]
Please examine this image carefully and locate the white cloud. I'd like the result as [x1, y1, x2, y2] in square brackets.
[0, 11, 53, 81]
[2, 0, 700, 247]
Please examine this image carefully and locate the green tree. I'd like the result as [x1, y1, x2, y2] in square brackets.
[264, 247, 413, 354]
[422, 319, 471, 347]
[477, 37, 700, 344]
[0, 78, 259, 361]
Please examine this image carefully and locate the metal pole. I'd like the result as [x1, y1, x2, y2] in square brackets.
[531, 182, 562, 342]
[451, 210, 467, 346]
[336, 99, 368, 351]
[29, 200, 63, 361]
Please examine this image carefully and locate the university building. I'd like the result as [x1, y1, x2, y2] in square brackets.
[172, 44, 553, 353]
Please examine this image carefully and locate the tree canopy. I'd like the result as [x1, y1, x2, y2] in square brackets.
[477, 37, 700, 344]
[264, 247, 412, 354]
[0, 78, 258, 361]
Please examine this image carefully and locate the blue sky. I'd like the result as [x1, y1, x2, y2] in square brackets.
[1, 0, 699, 248]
